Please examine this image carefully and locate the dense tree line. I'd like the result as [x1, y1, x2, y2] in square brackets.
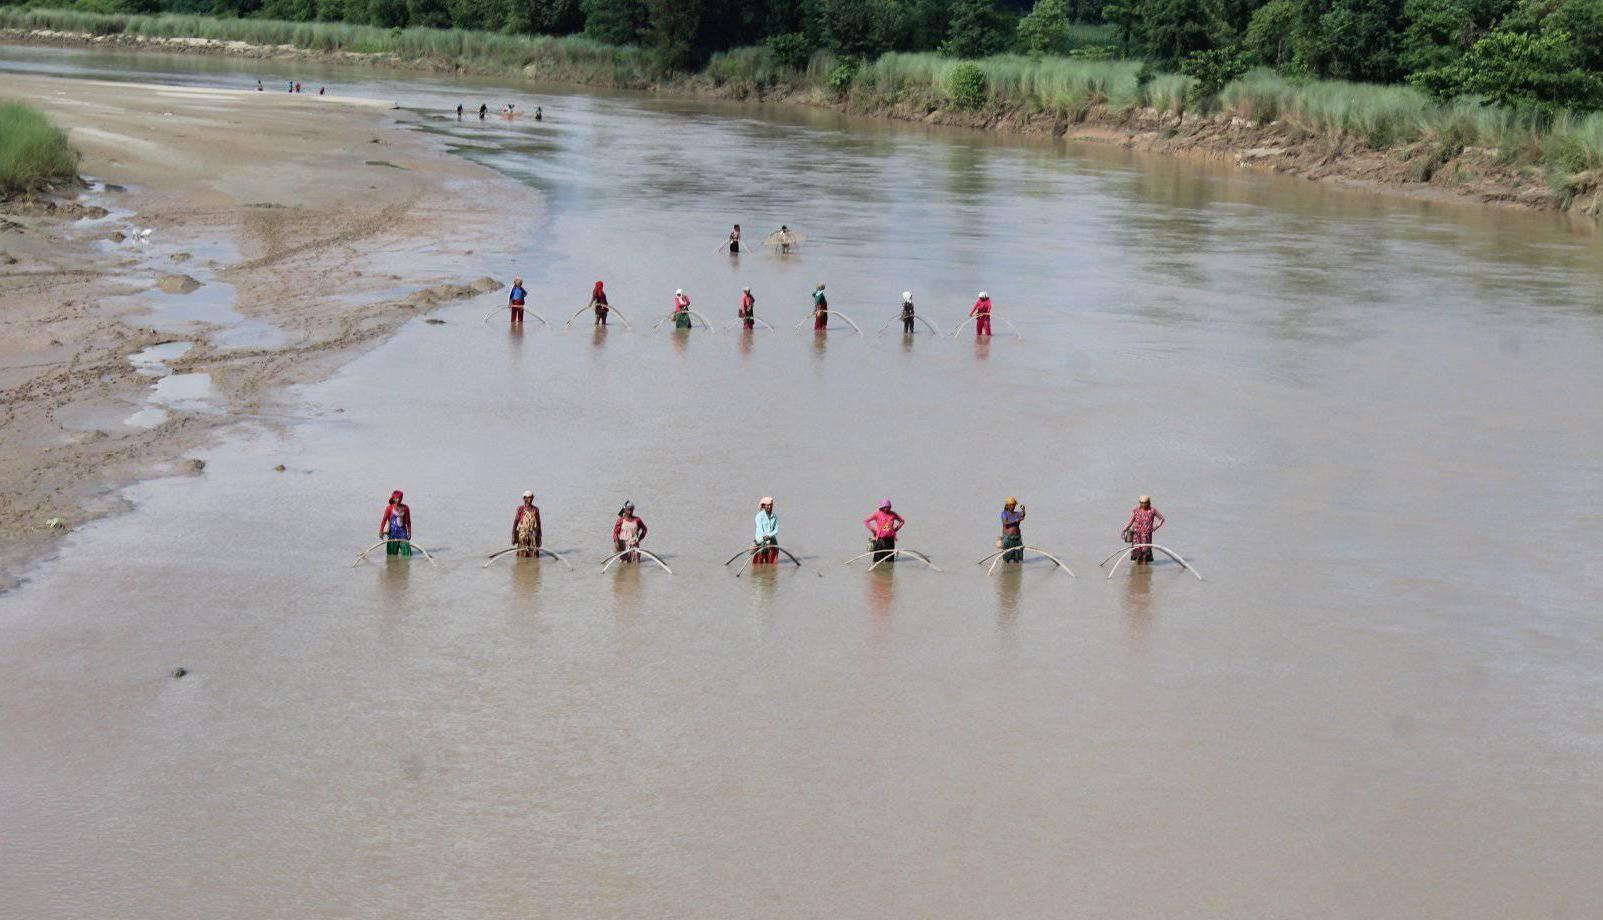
[15, 0, 1603, 114]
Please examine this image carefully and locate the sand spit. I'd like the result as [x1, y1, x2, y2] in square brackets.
[0, 74, 538, 587]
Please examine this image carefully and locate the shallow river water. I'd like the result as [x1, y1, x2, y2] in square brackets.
[3, 45, 1603, 919]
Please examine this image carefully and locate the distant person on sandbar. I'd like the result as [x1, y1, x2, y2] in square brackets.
[590, 280, 609, 326]
[508, 276, 527, 325]
[479, 103, 488, 120]
[256, 79, 263, 91]
[456, 103, 463, 120]
[535, 106, 543, 121]
[380, 490, 412, 557]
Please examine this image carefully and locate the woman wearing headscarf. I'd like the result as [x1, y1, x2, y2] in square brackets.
[863, 499, 904, 564]
[999, 497, 1026, 563]
[379, 490, 412, 557]
[969, 291, 992, 337]
[739, 286, 756, 330]
[1123, 496, 1165, 565]
[612, 501, 648, 562]
[673, 289, 693, 330]
[507, 277, 526, 325]
[812, 283, 829, 331]
[900, 292, 916, 334]
[590, 280, 609, 326]
[728, 223, 742, 254]
[512, 491, 542, 558]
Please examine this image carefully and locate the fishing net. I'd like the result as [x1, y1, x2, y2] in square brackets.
[763, 230, 807, 249]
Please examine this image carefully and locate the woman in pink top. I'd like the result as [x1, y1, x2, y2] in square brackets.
[969, 291, 992, 337]
[863, 499, 905, 564]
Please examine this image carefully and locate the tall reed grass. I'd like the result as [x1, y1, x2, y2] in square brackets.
[0, 100, 78, 194]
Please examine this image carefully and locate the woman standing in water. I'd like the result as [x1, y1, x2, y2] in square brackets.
[1123, 496, 1165, 565]
[900, 292, 916, 334]
[970, 291, 993, 337]
[590, 280, 609, 326]
[612, 501, 648, 562]
[512, 491, 542, 558]
[753, 497, 778, 564]
[380, 490, 412, 557]
[673, 289, 693, 330]
[863, 499, 904, 564]
[738, 286, 756, 330]
[999, 498, 1026, 563]
[812, 284, 829, 331]
[728, 224, 742, 254]
[508, 277, 526, 325]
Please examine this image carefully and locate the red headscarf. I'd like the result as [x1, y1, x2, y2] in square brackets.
[390, 490, 403, 503]
[592, 281, 604, 299]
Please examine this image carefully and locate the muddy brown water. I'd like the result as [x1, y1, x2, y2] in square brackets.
[4, 45, 1603, 919]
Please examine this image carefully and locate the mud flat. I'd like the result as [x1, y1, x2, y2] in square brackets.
[0, 74, 537, 586]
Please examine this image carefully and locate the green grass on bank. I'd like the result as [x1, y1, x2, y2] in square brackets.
[0, 100, 78, 195]
[4, 6, 1600, 181]
[0, 7, 656, 83]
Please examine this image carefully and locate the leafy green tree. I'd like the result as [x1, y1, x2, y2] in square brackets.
[368, 0, 409, 27]
[1399, 0, 1510, 72]
[406, 0, 452, 28]
[823, 0, 905, 58]
[1179, 44, 1249, 104]
[1016, 0, 1072, 53]
[1301, 0, 1406, 81]
[943, 0, 1004, 57]
[1244, 0, 1301, 66]
[582, 0, 648, 43]
[1411, 27, 1603, 115]
[505, 0, 583, 34]
[643, 0, 702, 69]
[766, 31, 815, 68]
[1532, 0, 1603, 70]
[1139, 0, 1227, 65]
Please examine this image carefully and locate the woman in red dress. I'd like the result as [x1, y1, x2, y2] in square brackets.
[1123, 495, 1165, 564]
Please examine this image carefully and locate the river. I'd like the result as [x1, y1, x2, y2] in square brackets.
[3, 44, 1601, 919]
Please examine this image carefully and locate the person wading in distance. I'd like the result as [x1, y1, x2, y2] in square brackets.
[864, 499, 905, 564]
[513, 491, 542, 558]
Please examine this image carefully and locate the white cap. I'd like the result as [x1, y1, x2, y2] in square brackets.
[979, 291, 989, 299]
[675, 288, 683, 295]
[522, 490, 534, 498]
[760, 496, 773, 505]
[903, 291, 912, 300]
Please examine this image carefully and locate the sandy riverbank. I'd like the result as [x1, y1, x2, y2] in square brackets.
[0, 73, 538, 587]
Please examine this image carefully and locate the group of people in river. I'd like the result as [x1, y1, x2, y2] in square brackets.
[377, 492, 1168, 565]
[510, 277, 1001, 337]
[455, 103, 543, 121]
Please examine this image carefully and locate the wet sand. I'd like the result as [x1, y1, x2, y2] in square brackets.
[0, 74, 536, 585]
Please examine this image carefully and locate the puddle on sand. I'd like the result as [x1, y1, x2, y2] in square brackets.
[150, 372, 216, 411]
[119, 340, 219, 427]
[129, 341, 193, 376]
